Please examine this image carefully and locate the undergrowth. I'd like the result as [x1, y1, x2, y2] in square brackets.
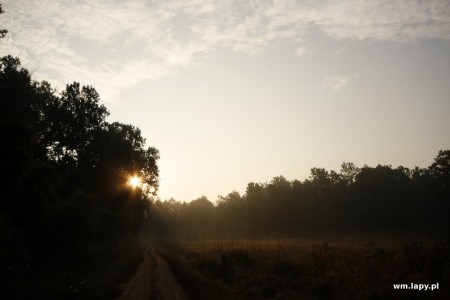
[179, 238, 449, 300]
[2, 238, 145, 300]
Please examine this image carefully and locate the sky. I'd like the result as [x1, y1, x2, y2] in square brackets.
[1, 0, 450, 202]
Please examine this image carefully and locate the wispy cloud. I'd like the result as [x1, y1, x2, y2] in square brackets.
[321, 75, 351, 93]
[1, 0, 449, 103]
[321, 73, 361, 93]
[317, 0, 450, 41]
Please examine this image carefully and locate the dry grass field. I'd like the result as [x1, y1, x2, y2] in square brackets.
[163, 236, 449, 300]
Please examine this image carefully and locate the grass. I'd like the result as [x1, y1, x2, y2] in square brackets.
[158, 239, 233, 300]
[166, 236, 450, 300]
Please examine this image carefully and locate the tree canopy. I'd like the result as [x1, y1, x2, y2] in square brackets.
[151, 151, 450, 240]
[0, 55, 159, 280]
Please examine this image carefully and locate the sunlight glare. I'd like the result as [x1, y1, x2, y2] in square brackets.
[128, 176, 141, 188]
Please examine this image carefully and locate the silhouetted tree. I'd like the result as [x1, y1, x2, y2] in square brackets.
[44, 82, 109, 173]
[0, 55, 159, 270]
[159, 151, 449, 239]
[430, 150, 450, 193]
[340, 162, 359, 186]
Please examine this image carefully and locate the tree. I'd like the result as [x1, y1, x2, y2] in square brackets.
[0, 56, 62, 162]
[429, 150, 450, 196]
[217, 191, 242, 207]
[340, 162, 359, 186]
[309, 167, 332, 197]
[0, 55, 160, 259]
[430, 150, 450, 179]
[182, 196, 214, 240]
[44, 82, 109, 171]
[0, 56, 38, 123]
[0, 56, 43, 215]
[84, 121, 159, 198]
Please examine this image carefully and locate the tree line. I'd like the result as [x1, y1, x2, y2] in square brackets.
[0, 6, 161, 297]
[150, 153, 450, 240]
[0, 53, 159, 277]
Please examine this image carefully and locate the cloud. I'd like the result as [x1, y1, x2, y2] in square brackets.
[316, 0, 450, 41]
[296, 47, 308, 57]
[1, 0, 449, 102]
[295, 45, 317, 58]
[321, 73, 360, 93]
[321, 75, 350, 93]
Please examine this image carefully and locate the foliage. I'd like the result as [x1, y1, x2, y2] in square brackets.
[0, 54, 159, 298]
[153, 151, 450, 240]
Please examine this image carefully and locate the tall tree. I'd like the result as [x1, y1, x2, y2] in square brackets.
[44, 82, 109, 171]
[429, 150, 450, 200]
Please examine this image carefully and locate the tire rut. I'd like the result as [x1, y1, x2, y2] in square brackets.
[120, 244, 187, 300]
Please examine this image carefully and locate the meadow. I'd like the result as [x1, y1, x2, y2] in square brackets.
[163, 236, 449, 300]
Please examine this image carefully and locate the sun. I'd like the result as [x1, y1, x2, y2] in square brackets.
[128, 176, 141, 188]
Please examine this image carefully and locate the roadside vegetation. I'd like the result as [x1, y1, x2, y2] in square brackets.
[21, 238, 145, 300]
[164, 237, 449, 300]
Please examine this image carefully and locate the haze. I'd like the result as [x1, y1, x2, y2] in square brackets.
[2, 0, 449, 201]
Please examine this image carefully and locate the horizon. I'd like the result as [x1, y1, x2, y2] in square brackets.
[2, 0, 450, 202]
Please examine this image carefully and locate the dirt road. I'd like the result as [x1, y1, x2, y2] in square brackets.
[119, 244, 188, 300]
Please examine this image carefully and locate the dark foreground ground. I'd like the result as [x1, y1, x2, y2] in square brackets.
[2, 237, 144, 300]
[3, 234, 449, 300]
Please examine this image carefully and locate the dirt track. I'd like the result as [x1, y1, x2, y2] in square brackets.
[119, 245, 187, 300]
